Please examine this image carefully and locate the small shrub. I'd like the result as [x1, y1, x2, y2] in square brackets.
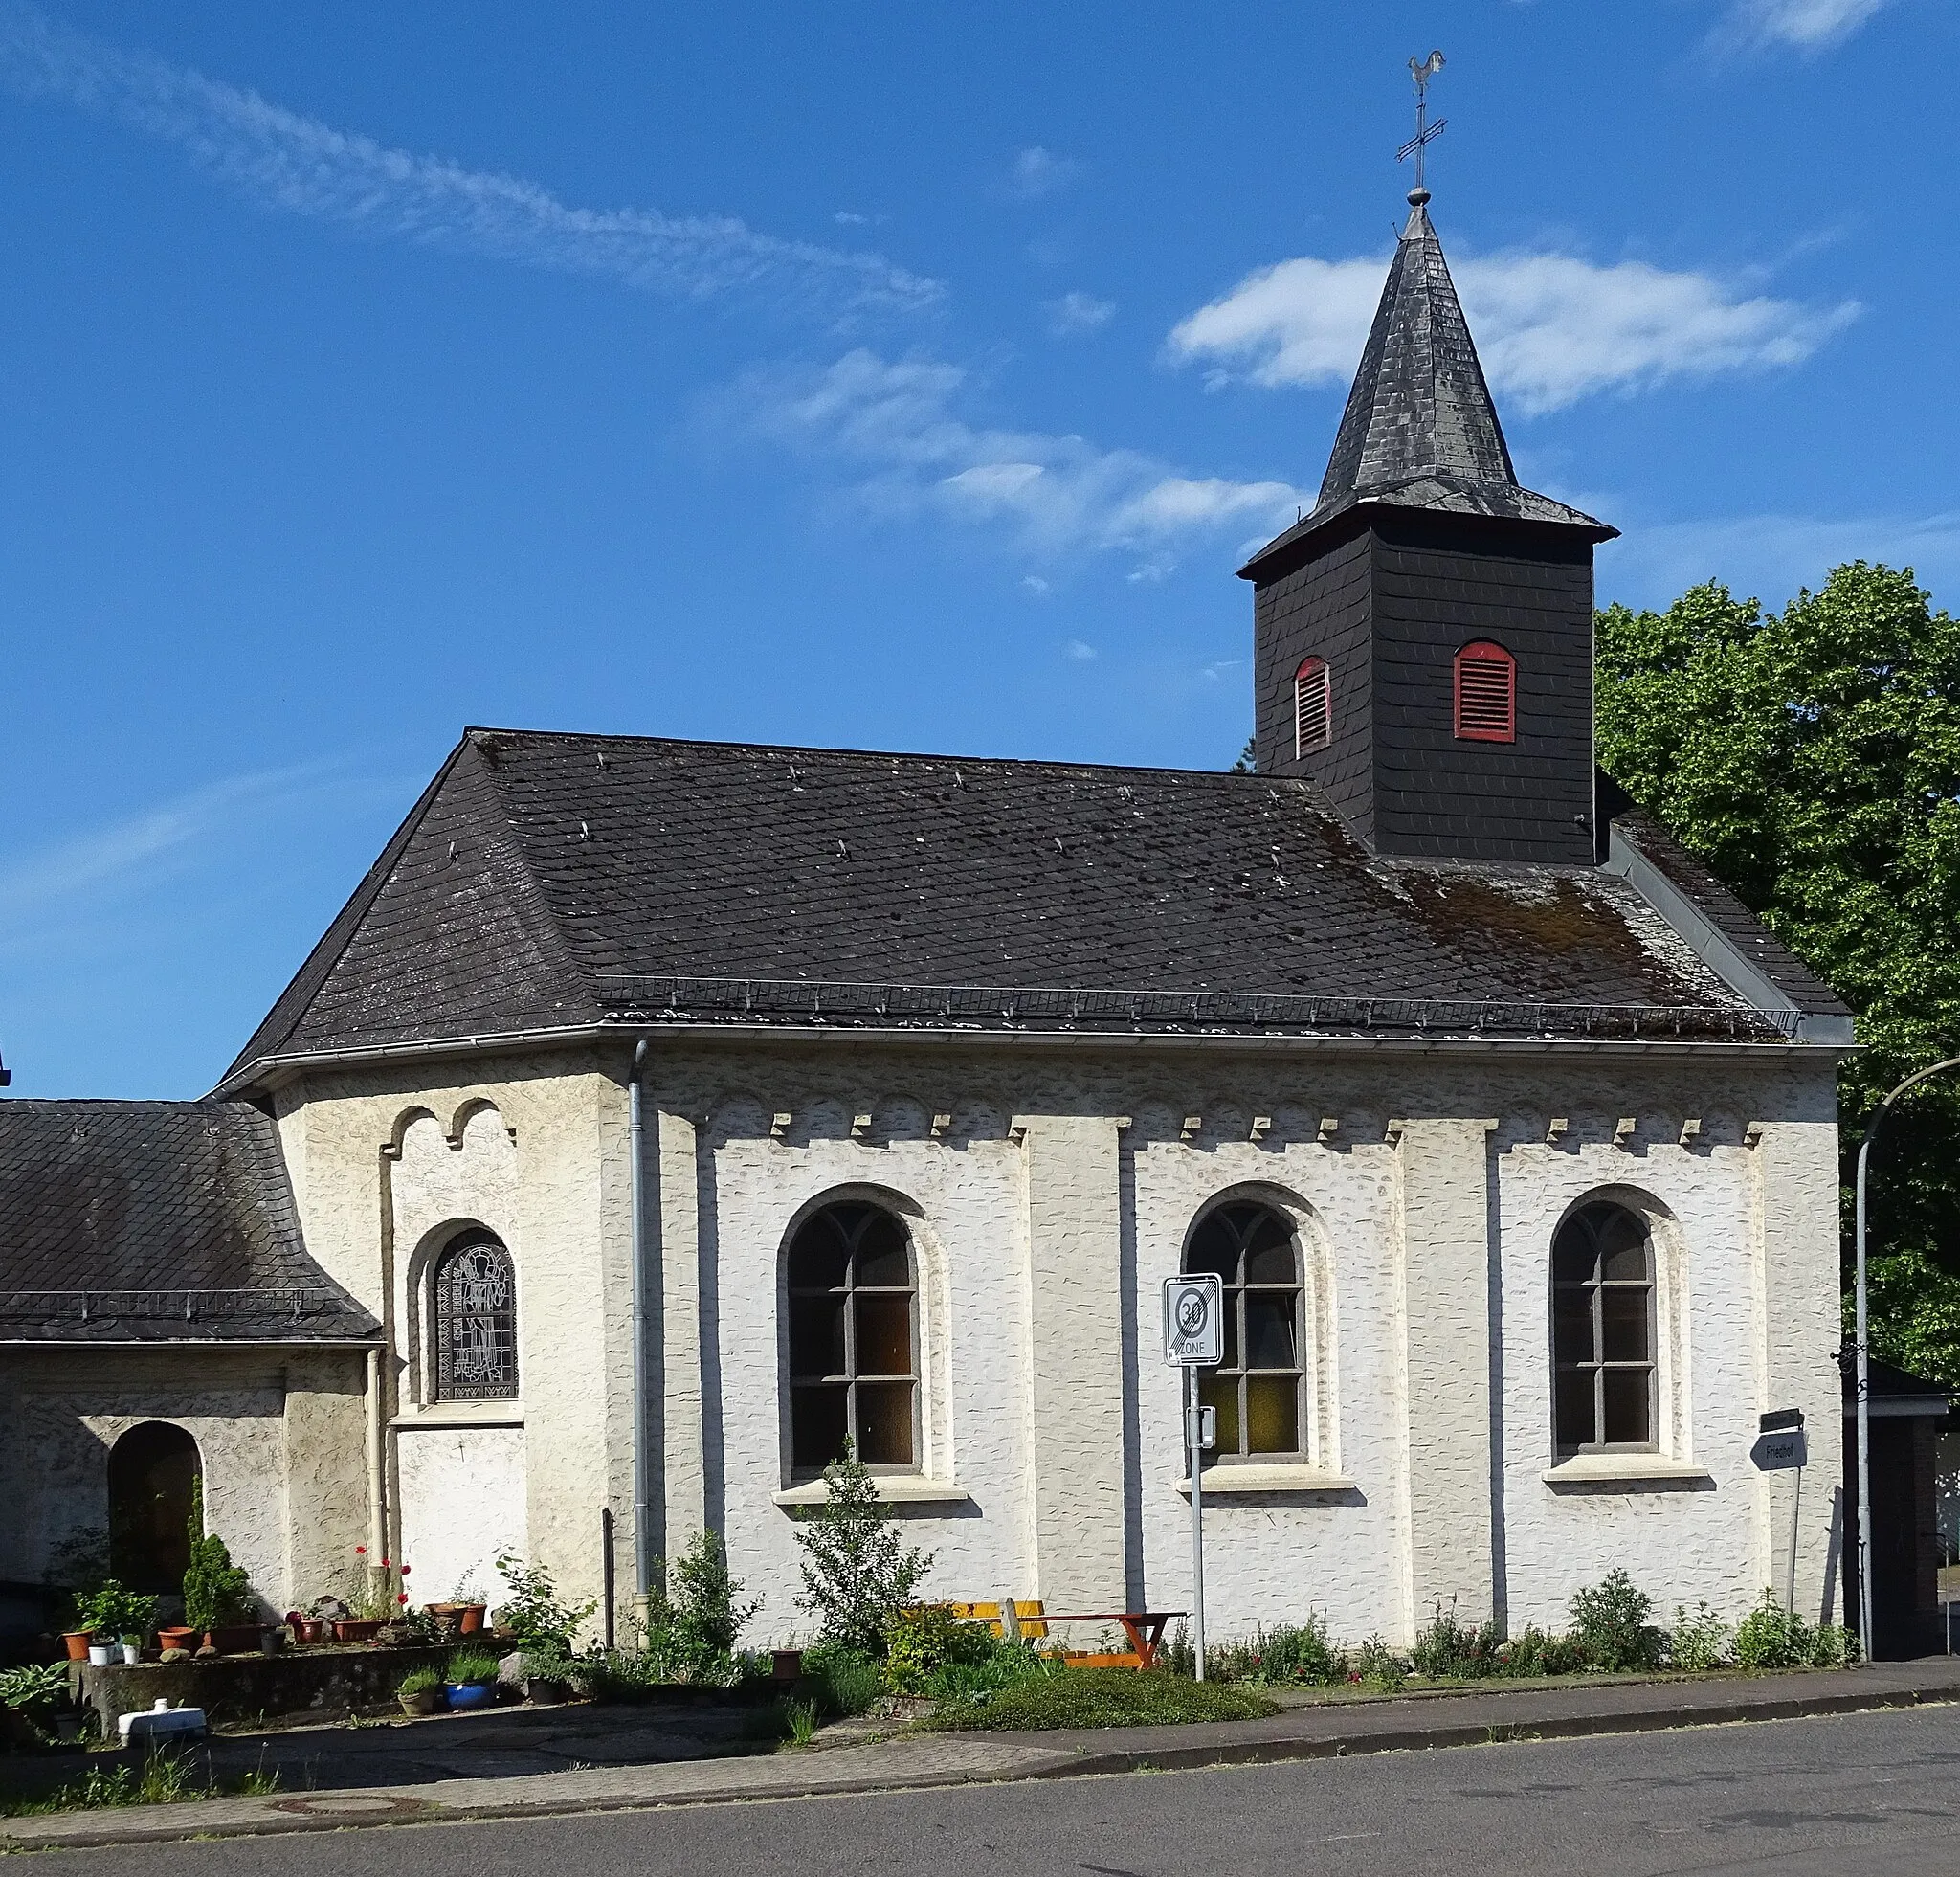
[1732, 1592, 1855, 1672]
[927, 1667, 1275, 1732]
[1411, 1600, 1505, 1679]
[1351, 1635, 1406, 1691]
[1569, 1569, 1662, 1672]
[801, 1642, 883, 1717]
[881, 1607, 999, 1693]
[1498, 1625, 1586, 1677]
[397, 1665, 443, 1697]
[494, 1553, 597, 1655]
[670, 1530, 760, 1666]
[446, 1650, 502, 1687]
[792, 1444, 934, 1657]
[1669, 1601, 1730, 1671]
[181, 1478, 255, 1631]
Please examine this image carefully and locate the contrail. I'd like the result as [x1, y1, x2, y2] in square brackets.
[0, 4, 942, 317]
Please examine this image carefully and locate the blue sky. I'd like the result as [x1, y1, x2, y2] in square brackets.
[0, 0, 1951, 1097]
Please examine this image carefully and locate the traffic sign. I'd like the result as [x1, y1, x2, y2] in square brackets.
[1751, 1428, 1807, 1471]
[1163, 1274, 1223, 1366]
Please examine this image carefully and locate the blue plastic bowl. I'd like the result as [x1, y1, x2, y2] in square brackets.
[444, 1682, 495, 1709]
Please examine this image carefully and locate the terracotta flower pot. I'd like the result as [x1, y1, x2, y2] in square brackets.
[333, 1619, 384, 1645]
[771, 1649, 805, 1683]
[157, 1627, 196, 1652]
[457, 1604, 488, 1636]
[205, 1624, 265, 1656]
[60, 1632, 90, 1662]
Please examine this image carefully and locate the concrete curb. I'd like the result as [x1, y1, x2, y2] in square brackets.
[5, 1670, 1957, 1851]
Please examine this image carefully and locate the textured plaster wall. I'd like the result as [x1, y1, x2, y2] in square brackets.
[249, 1035, 1841, 1653]
[273, 1049, 634, 1637]
[0, 1347, 365, 1613]
[396, 1424, 527, 1606]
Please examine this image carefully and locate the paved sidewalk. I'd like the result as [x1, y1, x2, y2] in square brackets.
[7, 1657, 1960, 1851]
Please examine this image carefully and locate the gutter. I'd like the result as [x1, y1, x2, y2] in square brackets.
[1601, 827, 1854, 1046]
[212, 1017, 1850, 1100]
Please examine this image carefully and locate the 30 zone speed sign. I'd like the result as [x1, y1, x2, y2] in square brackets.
[1163, 1274, 1223, 1366]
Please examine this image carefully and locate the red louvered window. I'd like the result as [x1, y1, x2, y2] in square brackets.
[1294, 658, 1330, 757]
[1455, 640, 1516, 742]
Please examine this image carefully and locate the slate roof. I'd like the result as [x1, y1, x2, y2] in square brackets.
[219, 728, 1846, 1085]
[1240, 195, 1614, 581]
[0, 1100, 376, 1343]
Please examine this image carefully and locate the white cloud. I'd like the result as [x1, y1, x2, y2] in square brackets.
[1167, 248, 1860, 417]
[1009, 145, 1081, 200]
[1711, 0, 1890, 53]
[1021, 575, 1051, 596]
[1598, 509, 1960, 614]
[0, 3, 938, 317]
[1045, 290, 1116, 336]
[0, 762, 368, 929]
[1064, 638, 1097, 660]
[740, 348, 1303, 563]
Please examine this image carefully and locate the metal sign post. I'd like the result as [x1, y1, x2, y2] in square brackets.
[1164, 1275, 1223, 1679]
[1753, 1408, 1808, 1618]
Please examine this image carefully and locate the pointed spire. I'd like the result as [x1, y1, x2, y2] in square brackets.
[1242, 192, 1612, 579]
[1316, 187, 1528, 512]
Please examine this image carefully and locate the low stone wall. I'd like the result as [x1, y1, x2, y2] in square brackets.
[72, 1644, 452, 1735]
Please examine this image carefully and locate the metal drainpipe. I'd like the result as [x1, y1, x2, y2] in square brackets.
[630, 1038, 653, 1605]
[364, 1345, 387, 1564]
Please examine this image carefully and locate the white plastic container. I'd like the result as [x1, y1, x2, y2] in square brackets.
[119, 1699, 208, 1746]
[120, 1642, 142, 1665]
[86, 1642, 111, 1667]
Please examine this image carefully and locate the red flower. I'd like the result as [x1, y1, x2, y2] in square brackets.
[381, 1558, 391, 1569]
[400, 1566, 411, 1575]
[355, 1546, 367, 1556]
[398, 1593, 410, 1605]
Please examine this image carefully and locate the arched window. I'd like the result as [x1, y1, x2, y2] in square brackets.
[1455, 640, 1516, 742]
[786, 1202, 917, 1477]
[107, 1422, 201, 1594]
[1551, 1203, 1655, 1455]
[434, 1230, 519, 1401]
[1185, 1202, 1305, 1459]
[1294, 657, 1331, 756]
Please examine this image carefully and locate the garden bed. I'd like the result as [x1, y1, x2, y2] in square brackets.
[71, 1645, 452, 1736]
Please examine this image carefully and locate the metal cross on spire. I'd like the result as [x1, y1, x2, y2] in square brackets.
[1397, 50, 1446, 194]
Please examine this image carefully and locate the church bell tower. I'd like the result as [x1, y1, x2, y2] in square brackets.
[1240, 173, 1618, 866]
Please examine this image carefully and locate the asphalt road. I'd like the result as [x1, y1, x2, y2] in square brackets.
[37, 1703, 1960, 1877]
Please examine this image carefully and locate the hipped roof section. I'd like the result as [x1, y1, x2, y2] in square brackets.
[221, 727, 1845, 1084]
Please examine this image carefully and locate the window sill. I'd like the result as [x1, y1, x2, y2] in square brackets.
[392, 1402, 524, 1430]
[1178, 1465, 1356, 1497]
[772, 1477, 971, 1508]
[1541, 1454, 1712, 1486]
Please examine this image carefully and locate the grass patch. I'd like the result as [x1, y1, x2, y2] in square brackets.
[924, 1667, 1277, 1732]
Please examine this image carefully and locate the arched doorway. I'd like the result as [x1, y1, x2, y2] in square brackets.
[107, 1422, 201, 1594]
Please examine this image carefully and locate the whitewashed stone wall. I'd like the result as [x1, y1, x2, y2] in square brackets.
[239, 1035, 1844, 1653]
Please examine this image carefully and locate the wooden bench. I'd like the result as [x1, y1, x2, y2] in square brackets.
[1041, 1610, 1186, 1670]
[936, 1599, 1049, 1640]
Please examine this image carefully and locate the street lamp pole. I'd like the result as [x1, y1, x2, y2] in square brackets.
[1854, 1054, 1960, 1663]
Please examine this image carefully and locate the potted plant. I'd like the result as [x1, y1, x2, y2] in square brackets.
[442, 1649, 501, 1711]
[397, 1665, 445, 1717]
[518, 1644, 577, 1707]
[75, 1581, 158, 1665]
[183, 1513, 259, 1654]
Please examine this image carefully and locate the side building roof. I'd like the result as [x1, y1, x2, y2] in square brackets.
[220, 727, 1849, 1086]
[0, 1099, 376, 1344]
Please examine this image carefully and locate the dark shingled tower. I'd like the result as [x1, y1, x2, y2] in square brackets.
[1241, 185, 1618, 865]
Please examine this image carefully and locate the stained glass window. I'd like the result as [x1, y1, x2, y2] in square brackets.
[434, 1233, 519, 1401]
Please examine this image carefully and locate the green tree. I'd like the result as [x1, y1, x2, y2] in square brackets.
[1596, 563, 1960, 1378]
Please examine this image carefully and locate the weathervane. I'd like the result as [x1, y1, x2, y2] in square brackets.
[1397, 50, 1446, 195]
